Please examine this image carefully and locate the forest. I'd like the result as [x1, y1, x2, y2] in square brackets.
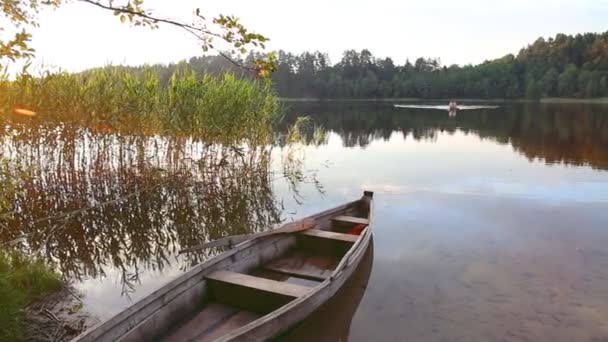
[117, 31, 608, 99]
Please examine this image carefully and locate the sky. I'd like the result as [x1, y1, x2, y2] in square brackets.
[24, 0, 608, 72]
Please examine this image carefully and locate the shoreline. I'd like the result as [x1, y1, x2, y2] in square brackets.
[25, 285, 98, 342]
[280, 97, 608, 104]
[0, 248, 97, 341]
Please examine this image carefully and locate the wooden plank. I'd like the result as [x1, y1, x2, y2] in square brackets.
[163, 303, 259, 342]
[163, 303, 236, 341]
[261, 249, 338, 282]
[263, 265, 329, 281]
[197, 310, 260, 342]
[251, 269, 321, 288]
[332, 215, 369, 225]
[301, 200, 359, 231]
[299, 229, 359, 243]
[206, 271, 312, 298]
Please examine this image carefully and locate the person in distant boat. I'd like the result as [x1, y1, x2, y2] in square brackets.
[448, 101, 458, 117]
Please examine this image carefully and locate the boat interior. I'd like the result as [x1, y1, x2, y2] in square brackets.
[159, 199, 371, 341]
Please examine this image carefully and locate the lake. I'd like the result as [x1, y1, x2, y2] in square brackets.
[2, 101, 608, 341]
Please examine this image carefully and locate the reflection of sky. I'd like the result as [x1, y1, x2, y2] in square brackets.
[347, 191, 608, 341]
[76, 260, 185, 320]
[279, 131, 608, 207]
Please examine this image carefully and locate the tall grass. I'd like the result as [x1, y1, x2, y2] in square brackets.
[0, 65, 281, 144]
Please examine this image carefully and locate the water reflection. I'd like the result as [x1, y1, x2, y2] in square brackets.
[283, 102, 608, 170]
[0, 123, 283, 296]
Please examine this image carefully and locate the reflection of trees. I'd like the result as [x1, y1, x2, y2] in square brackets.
[0, 123, 282, 294]
[505, 104, 608, 169]
[282, 102, 608, 170]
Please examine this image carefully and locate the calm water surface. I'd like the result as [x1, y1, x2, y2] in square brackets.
[2, 101, 608, 341]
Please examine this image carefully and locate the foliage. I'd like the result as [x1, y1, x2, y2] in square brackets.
[0, 66, 281, 144]
[0, 249, 62, 342]
[0, 0, 275, 77]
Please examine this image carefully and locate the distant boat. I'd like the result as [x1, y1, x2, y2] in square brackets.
[394, 104, 499, 111]
[73, 191, 374, 342]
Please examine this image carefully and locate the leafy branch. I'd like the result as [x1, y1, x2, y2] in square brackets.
[0, 0, 276, 76]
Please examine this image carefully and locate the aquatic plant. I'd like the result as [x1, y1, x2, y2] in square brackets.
[0, 65, 281, 145]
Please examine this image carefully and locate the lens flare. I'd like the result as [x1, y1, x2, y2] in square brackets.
[13, 108, 37, 117]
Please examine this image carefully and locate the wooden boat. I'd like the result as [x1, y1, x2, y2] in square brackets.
[74, 191, 374, 342]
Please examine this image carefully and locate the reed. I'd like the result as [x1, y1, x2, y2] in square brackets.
[0, 65, 281, 145]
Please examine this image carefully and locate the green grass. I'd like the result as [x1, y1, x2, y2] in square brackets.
[0, 250, 62, 342]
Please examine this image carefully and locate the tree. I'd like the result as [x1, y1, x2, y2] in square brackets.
[558, 64, 579, 97]
[1, 0, 276, 76]
[525, 80, 541, 99]
[585, 79, 599, 97]
[538, 68, 559, 97]
[599, 76, 608, 96]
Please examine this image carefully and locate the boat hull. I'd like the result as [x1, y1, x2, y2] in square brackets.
[74, 191, 374, 342]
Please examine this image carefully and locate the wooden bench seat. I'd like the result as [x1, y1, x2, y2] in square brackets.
[332, 215, 369, 225]
[264, 265, 329, 281]
[206, 271, 312, 298]
[299, 229, 359, 243]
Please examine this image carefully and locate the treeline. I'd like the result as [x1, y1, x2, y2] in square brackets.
[271, 32, 608, 99]
[117, 31, 608, 99]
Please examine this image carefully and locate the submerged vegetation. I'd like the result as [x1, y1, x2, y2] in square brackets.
[1, 161, 62, 342]
[1, 66, 280, 144]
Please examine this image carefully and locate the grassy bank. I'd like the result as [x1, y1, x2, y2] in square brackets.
[0, 250, 63, 342]
[0, 65, 281, 144]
